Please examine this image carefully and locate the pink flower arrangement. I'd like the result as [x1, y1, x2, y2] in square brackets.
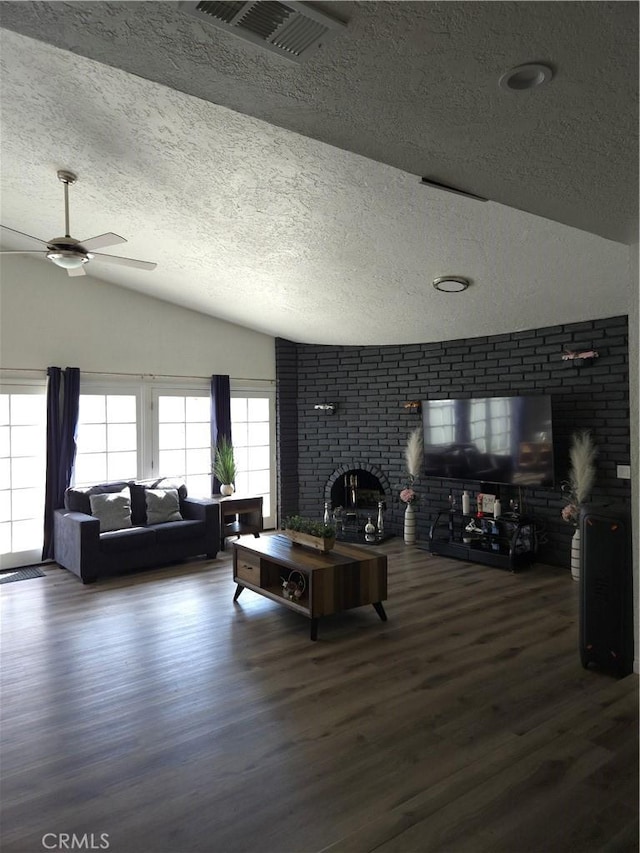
[400, 487, 417, 504]
[561, 502, 579, 526]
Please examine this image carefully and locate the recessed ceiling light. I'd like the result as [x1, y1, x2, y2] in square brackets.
[498, 63, 554, 92]
[432, 276, 470, 293]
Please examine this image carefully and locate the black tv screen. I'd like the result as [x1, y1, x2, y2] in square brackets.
[421, 395, 554, 487]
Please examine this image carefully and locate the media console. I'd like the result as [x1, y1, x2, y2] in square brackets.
[428, 509, 536, 572]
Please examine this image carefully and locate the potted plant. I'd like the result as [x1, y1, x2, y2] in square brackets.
[212, 436, 237, 496]
[283, 515, 336, 553]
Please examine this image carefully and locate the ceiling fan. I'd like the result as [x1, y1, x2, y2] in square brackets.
[0, 170, 157, 276]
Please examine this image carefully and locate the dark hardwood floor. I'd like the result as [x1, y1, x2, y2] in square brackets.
[1, 538, 637, 853]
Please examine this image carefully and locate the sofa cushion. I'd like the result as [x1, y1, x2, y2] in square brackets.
[65, 481, 131, 515]
[145, 488, 183, 525]
[89, 488, 133, 532]
[99, 526, 155, 555]
[151, 519, 205, 544]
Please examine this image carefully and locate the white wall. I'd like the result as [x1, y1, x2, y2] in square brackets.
[0, 255, 275, 380]
[629, 241, 639, 673]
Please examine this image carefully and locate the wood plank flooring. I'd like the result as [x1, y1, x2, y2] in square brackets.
[1, 537, 637, 853]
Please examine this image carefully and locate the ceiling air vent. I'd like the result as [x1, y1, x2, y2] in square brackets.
[179, 1, 346, 62]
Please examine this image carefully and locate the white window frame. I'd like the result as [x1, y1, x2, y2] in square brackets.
[73, 381, 144, 486]
[76, 378, 276, 526]
[150, 382, 212, 497]
[1, 373, 276, 567]
[0, 376, 47, 570]
[231, 382, 276, 530]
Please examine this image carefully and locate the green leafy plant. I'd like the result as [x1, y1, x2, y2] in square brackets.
[212, 436, 237, 484]
[284, 515, 335, 538]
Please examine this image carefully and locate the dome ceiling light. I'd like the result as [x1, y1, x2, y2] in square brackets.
[432, 276, 470, 293]
[498, 63, 554, 92]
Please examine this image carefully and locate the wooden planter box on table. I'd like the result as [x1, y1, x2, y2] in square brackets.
[283, 528, 335, 553]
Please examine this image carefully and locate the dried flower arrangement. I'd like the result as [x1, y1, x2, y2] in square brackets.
[400, 426, 423, 505]
[561, 430, 598, 527]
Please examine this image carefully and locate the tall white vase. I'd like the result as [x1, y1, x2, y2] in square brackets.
[404, 503, 416, 545]
[570, 527, 580, 582]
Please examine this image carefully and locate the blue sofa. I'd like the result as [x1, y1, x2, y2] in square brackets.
[54, 478, 220, 584]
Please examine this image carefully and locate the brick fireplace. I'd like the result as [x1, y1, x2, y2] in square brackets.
[324, 462, 390, 510]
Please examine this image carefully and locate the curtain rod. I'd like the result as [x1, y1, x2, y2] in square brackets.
[0, 367, 275, 384]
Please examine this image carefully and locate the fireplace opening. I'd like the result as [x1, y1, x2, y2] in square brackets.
[330, 470, 384, 511]
[324, 464, 393, 542]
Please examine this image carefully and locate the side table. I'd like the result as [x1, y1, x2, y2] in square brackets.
[210, 495, 263, 551]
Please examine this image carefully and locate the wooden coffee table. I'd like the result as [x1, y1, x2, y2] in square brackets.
[232, 534, 388, 640]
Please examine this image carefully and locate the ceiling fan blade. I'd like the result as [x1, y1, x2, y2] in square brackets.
[79, 232, 127, 251]
[91, 252, 157, 271]
[0, 224, 49, 250]
[67, 266, 87, 277]
[0, 250, 47, 255]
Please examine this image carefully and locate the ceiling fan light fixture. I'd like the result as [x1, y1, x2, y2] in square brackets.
[1, 170, 157, 273]
[47, 250, 90, 270]
[432, 275, 470, 293]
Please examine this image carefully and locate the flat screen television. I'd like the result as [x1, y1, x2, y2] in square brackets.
[421, 395, 554, 487]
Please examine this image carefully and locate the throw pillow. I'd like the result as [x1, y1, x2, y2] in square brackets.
[145, 488, 183, 525]
[146, 478, 188, 500]
[89, 488, 133, 532]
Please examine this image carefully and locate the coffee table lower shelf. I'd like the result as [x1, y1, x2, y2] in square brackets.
[232, 534, 388, 640]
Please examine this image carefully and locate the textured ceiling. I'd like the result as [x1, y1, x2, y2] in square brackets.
[0, 2, 637, 345]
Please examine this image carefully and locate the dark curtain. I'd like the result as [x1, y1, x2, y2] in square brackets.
[58, 368, 80, 499]
[42, 367, 62, 560]
[211, 374, 232, 494]
[42, 367, 80, 560]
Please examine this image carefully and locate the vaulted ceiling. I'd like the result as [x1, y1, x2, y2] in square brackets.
[0, 2, 637, 344]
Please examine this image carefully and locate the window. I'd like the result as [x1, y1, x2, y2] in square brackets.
[74, 393, 138, 485]
[155, 393, 211, 497]
[231, 394, 274, 525]
[3, 375, 275, 566]
[0, 387, 47, 569]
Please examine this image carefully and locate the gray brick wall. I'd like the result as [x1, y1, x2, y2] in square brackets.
[275, 315, 630, 568]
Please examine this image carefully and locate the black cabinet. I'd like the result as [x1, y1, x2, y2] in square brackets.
[579, 503, 633, 677]
[428, 509, 536, 571]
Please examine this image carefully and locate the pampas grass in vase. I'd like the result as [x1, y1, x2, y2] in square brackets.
[562, 430, 598, 525]
[405, 426, 423, 485]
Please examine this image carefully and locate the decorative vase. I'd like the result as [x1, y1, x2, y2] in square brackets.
[376, 501, 385, 536]
[404, 503, 416, 545]
[571, 527, 580, 582]
[220, 484, 234, 496]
